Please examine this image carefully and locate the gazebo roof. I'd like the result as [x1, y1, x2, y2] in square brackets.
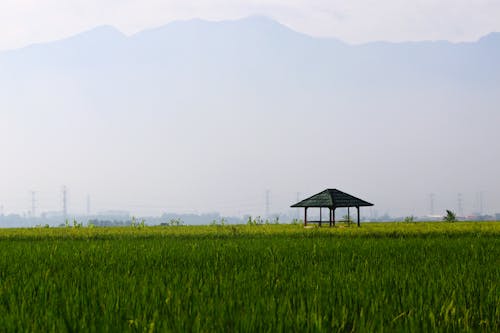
[291, 189, 373, 208]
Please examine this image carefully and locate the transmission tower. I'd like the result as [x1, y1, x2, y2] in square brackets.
[457, 193, 463, 217]
[31, 191, 36, 218]
[265, 190, 270, 219]
[296, 192, 300, 219]
[86, 194, 91, 216]
[479, 191, 484, 216]
[429, 193, 435, 215]
[62, 186, 68, 222]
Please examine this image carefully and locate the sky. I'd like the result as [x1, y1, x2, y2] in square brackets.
[1, 1, 499, 220]
[1, 0, 500, 51]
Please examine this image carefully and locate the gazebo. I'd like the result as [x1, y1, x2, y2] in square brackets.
[291, 189, 374, 227]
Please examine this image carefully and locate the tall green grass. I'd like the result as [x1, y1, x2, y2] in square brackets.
[0, 223, 498, 332]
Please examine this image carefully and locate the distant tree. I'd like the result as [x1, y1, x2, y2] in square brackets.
[168, 218, 184, 226]
[443, 210, 457, 223]
[210, 218, 226, 226]
[404, 216, 415, 223]
[246, 216, 264, 226]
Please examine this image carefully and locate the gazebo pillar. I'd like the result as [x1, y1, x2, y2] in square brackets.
[319, 208, 322, 227]
[304, 207, 308, 227]
[329, 208, 332, 227]
[357, 206, 360, 227]
[332, 208, 336, 226]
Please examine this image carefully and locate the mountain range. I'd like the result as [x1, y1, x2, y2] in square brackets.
[1, 16, 499, 217]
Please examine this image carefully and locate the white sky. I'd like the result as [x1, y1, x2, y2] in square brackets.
[1, 0, 500, 51]
[1, 1, 499, 219]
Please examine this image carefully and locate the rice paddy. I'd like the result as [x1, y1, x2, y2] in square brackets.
[0, 222, 498, 332]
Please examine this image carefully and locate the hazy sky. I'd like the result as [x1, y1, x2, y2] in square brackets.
[1, 0, 500, 51]
[1, 1, 499, 220]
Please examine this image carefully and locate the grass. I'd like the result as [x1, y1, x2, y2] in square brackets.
[0, 222, 498, 332]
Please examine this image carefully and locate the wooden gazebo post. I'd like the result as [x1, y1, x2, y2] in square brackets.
[319, 208, 322, 227]
[304, 207, 308, 227]
[356, 206, 360, 227]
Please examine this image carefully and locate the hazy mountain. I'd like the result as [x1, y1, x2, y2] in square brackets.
[1, 16, 499, 217]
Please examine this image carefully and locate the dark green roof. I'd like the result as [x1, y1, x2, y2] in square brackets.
[291, 189, 373, 208]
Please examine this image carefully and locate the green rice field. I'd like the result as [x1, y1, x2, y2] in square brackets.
[0, 222, 499, 332]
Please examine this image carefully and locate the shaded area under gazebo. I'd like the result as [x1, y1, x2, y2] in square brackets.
[291, 189, 374, 227]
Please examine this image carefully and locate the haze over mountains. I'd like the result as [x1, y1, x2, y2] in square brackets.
[1, 16, 499, 218]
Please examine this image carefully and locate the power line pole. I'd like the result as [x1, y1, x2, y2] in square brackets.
[479, 191, 484, 216]
[457, 193, 463, 217]
[31, 191, 37, 218]
[62, 186, 67, 222]
[429, 193, 435, 216]
[265, 190, 270, 219]
[86, 194, 91, 216]
[296, 192, 300, 219]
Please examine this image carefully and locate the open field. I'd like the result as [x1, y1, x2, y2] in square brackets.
[0, 222, 499, 332]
